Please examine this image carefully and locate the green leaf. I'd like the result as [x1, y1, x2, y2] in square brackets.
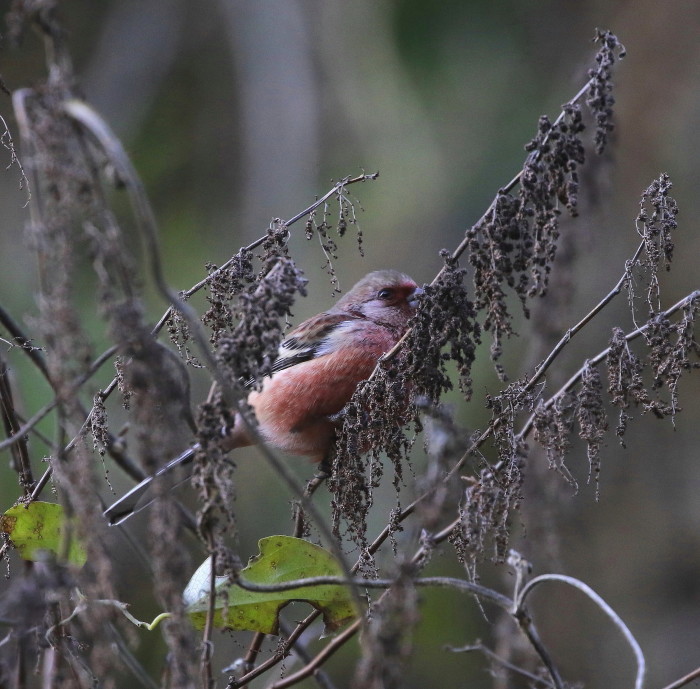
[184, 535, 358, 636]
[0, 501, 87, 566]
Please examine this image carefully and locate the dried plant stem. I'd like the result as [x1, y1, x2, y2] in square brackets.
[0, 302, 50, 379]
[152, 172, 378, 334]
[447, 643, 554, 688]
[0, 354, 33, 492]
[277, 619, 339, 689]
[517, 289, 700, 441]
[200, 537, 217, 689]
[525, 238, 646, 392]
[375, 78, 596, 371]
[228, 610, 323, 689]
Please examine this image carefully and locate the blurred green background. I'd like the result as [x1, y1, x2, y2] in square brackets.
[1, 1, 699, 687]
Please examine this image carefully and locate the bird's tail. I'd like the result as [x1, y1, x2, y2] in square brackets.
[103, 445, 198, 525]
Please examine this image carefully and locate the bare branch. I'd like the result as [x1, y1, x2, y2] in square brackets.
[659, 666, 700, 689]
[446, 642, 555, 688]
[0, 113, 31, 206]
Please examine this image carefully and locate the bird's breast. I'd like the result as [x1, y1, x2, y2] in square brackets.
[246, 322, 398, 456]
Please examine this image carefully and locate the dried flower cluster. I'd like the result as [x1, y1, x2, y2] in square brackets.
[632, 173, 678, 312]
[405, 255, 480, 400]
[331, 364, 417, 555]
[464, 29, 625, 373]
[587, 29, 626, 154]
[453, 382, 534, 570]
[305, 185, 366, 293]
[466, 103, 586, 369]
[215, 253, 307, 389]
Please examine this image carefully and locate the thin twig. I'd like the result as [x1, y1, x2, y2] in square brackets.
[0, 344, 118, 455]
[513, 612, 565, 689]
[277, 619, 339, 689]
[0, 113, 31, 206]
[201, 539, 217, 689]
[0, 303, 49, 379]
[229, 611, 322, 689]
[525, 238, 645, 393]
[0, 354, 33, 492]
[232, 575, 511, 608]
[152, 173, 378, 335]
[446, 642, 554, 688]
[0, 399, 57, 453]
[268, 619, 361, 689]
[658, 665, 700, 689]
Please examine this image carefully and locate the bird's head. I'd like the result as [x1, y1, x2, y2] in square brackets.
[335, 270, 422, 329]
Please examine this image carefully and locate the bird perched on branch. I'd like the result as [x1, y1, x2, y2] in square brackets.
[104, 270, 421, 524]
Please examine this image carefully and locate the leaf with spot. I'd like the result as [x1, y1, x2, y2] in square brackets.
[184, 536, 358, 636]
[0, 501, 87, 566]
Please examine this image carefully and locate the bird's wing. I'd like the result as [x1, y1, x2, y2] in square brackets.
[268, 312, 358, 375]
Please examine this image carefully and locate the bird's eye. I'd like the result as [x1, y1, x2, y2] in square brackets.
[377, 288, 394, 300]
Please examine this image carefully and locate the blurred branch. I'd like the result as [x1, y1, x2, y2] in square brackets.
[0, 302, 49, 379]
[446, 642, 554, 688]
[0, 344, 118, 455]
[0, 353, 33, 492]
[659, 666, 700, 689]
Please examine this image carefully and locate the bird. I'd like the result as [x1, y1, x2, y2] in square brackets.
[104, 270, 422, 524]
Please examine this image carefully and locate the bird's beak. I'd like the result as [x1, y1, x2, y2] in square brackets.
[408, 286, 424, 309]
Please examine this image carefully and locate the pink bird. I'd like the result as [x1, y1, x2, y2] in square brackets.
[105, 270, 421, 524]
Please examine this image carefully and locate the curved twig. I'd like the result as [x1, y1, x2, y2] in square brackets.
[516, 574, 646, 689]
[233, 575, 511, 609]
